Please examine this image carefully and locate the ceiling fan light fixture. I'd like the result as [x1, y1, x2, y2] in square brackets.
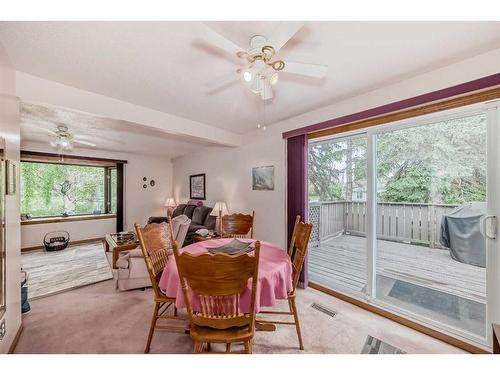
[270, 60, 285, 71]
[243, 71, 252, 82]
[236, 51, 249, 59]
[261, 45, 275, 60]
[249, 74, 263, 93]
[270, 72, 279, 86]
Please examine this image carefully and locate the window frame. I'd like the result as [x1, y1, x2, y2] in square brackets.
[20, 159, 117, 219]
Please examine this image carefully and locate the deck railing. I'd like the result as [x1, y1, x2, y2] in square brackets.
[309, 201, 458, 248]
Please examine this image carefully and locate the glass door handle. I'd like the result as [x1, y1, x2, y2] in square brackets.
[480, 215, 497, 240]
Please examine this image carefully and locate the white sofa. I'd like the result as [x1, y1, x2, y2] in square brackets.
[115, 215, 191, 291]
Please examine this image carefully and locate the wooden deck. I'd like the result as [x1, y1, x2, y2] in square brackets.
[308, 234, 486, 304]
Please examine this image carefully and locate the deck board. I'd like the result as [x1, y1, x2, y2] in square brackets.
[308, 235, 486, 303]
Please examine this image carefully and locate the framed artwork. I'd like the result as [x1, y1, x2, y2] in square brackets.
[190, 173, 206, 200]
[252, 165, 274, 191]
[6, 160, 16, 195]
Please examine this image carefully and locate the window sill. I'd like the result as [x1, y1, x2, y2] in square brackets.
[21, 214, 117, 226]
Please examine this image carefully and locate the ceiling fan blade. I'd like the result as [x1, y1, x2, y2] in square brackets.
[205, 71, 241, 90]
[261, 80, 273, 101]
[268, 22, 304, 53]
[23, 123, 58, 136]
[42, 128, 59, 136]
[73, 139, 96, 147]
[73, 134, 94, 141]
[200, 24, 246, 58]
[283, 61, 328, 78]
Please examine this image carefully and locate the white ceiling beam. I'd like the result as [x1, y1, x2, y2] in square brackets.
[15, 72, 242, 147]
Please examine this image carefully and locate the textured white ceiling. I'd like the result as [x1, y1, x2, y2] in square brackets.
[2, 21, 500, 134]
[20, 103, 216, 158]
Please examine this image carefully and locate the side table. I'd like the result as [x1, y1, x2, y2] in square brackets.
[104, 233, 139, 269]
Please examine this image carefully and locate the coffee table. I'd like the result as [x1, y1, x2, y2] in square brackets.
[104, 233, 139, 269]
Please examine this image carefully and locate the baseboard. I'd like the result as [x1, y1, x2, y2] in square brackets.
[7, 323, 23, 354]
[21, 237, 104, 252]
[308, 282, 490, 354]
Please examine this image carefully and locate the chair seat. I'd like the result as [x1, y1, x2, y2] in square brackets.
[190, 324, 254, 343]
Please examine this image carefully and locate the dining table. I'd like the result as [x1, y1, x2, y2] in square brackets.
[158, 238, 293, 314]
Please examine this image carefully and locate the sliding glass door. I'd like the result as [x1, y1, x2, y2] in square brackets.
[308, 102, 500, 347]
[373, 113, 487, 339]
[308, 134, 368, 297]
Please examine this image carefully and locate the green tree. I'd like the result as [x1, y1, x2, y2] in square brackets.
[377, 114, 486, 204]
[21, 162, 106, 217]
[308, 113, 486, 205]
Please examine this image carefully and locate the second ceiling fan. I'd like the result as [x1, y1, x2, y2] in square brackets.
[202, 22, 328, 100]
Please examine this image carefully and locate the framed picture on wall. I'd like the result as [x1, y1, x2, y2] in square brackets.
[252, 165, 274, 191]
[189, 173, 206, 200]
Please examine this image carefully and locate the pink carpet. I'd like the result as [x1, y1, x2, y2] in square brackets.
[14, 279, 465, 354]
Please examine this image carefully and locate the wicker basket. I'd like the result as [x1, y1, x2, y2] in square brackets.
[43, 230, 70, 251]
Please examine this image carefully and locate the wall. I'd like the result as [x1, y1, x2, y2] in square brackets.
[21, 220, 116, 250]
[0, 42, 21, 353]
[173, 134, 286, 247]
[172, 48, 500, 250]
[20, 142, 173, 248]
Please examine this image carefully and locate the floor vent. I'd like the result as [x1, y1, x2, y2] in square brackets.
[310, 302, 337, 318]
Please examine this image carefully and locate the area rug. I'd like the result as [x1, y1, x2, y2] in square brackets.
[22, 242, 113, 299]
[361, 335, 406, 354]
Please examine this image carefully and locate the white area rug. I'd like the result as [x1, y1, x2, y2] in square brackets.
[22, 242, 113, 299]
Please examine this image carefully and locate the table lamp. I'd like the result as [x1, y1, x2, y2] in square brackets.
[164, 197, 177, 218]
[210, 201, 229, 235]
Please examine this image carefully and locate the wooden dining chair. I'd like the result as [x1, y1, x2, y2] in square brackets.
[221, 211, 255, 238]
[172, 238, 261, 354]
[257, 215, 313, 350]
[135, 223, 188, 354]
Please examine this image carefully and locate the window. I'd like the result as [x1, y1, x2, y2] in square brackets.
[20, 161, 117, 218]
[110, 167, 117, 214]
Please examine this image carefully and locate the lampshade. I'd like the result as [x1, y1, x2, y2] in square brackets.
[210, 201, 229, 216]
[164, 197, 176, 208]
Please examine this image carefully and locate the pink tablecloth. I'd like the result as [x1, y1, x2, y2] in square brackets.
[158, 238, 293, 313]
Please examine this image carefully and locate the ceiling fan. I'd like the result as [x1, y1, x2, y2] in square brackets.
[46, 124, 96, 151]
[202, 22, 328, 100]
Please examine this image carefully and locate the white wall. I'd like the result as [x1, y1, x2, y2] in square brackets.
[173, 134, 286, 247]
[21, 220, 116, 249]
[172, 48, 500, 250]
[0, 42, 21, 353]
[20, 142, 173, 248]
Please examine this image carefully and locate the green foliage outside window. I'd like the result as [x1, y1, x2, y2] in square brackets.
[308, 113, 486, 205]
[110, 168, 117, 214]
[21, 162, 107, 217]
